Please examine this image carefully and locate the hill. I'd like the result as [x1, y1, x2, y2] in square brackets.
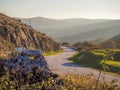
[111, 34, 120, 43]
[58, 24, 120, 43]
[0, 13, 61, 52]
[17, 17, 120, 43]
[110, 33, 120, 48]
[17, 17, 108, 30]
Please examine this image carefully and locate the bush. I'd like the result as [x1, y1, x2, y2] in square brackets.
[73, 41, 100, 52]
[113, 51, 120, 62]
[100, 41, 117, 49]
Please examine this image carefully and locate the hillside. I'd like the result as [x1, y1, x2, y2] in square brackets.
[50, 20, 120, 43]
[0, 13, 61, 52]
[17, 17, 120, 43]
[17, 17, 108, 30]
[58, 26, 120, 43]
[111, 34, 120, 43]
[110, 33, 120, 48]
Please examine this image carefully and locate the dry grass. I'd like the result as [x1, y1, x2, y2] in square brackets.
[58, 73, 101, 90]
[0, 71, 119, 90]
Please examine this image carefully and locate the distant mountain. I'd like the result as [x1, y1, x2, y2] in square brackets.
[0, 13, 61, 52]
[17, 17, 108, 30]
[111, 34, 120, 44]
[17, 17, 120, 43]
[57, 20, 120, 43]
[110, 33, 120, 49]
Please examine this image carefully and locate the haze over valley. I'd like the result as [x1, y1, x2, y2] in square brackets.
[18, 17, 120, 43]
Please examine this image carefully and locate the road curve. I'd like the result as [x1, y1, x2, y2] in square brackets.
[45, 46, 120, 83]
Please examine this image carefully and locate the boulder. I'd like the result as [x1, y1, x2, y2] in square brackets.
[0, 50, 58, 84]
[4, 50, 49, 74]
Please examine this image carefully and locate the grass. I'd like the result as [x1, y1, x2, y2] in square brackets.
[69, 49, 120, 75]
[0, 72, 119, 90]
[104, 61, 120, 74]
[105, 61, 120, 67]
[0, 49, 120, 89]
[43, 49, 63, 56]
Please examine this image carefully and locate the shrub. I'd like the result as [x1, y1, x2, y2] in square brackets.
[113, 51, 120, 62]
[73, 41, 100, 52]
[0, 72, 119, 90]
[100, 41, 117, 49]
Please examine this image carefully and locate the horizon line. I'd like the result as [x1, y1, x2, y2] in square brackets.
[15, 16, 120, 20]
[1, 12, 120, 20]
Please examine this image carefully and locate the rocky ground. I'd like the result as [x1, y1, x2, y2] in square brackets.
[0, 13, 61, 52]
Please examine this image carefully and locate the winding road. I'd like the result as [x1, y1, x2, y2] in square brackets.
[46, 46, 120, 84]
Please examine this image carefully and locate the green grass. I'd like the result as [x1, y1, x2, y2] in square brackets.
[69, 51, 104, 69]
[105, 61, 120, 67]
[43, 49, 63, 56]
[69, 49, 120, 75]
[104, 61, 120, 74]
[26, 50, 64, 60]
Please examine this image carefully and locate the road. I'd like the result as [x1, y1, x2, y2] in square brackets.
[45, 46, 120, 84]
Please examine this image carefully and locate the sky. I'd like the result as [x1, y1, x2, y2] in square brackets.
[0, 0, 120, 19]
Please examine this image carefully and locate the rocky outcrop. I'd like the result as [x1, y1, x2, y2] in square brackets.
[0, 50, 58, 84]
[5, 50, 49, 73]
[0, 13, 61, 52]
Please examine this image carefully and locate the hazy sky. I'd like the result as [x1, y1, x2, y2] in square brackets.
[0, 0, 120, 19]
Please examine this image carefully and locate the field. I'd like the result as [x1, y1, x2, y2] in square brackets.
[69, 49, 120, 75]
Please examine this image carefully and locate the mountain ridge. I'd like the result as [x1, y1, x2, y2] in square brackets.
[17, 16, 120, 43]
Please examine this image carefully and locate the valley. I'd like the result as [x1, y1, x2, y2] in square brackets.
[0, 13, 120, 89]
[18, 17, 120, 43]
[1, 0, 120, 89]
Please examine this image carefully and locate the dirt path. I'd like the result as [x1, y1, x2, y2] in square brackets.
[45, 46, 120, 83]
